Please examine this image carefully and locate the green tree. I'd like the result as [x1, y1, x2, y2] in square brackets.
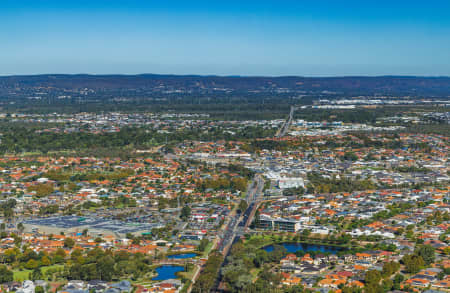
[4, 208, 14, 219]
[31, 268, 43, 280]
[198, 238, 209, 252]
[365, 284, 382, 293]
[180, 205, 191, 221]
[25, 259, 39, 270]
[382, 261, 400, 278]
[28, 183, 54, 198]
[64, 237, 75, 248]
[416, 244, 435, 265]
[41, 255, 51, 266]
[393, 274, 404, 290]
[382, 279, 393, 292]
[192, 252, 223, 293]
[0, 265, 13, 282]
[53, 248, 66, 263]
[238, 200, 248, 213]
[402, 254, 424, 274]
[365, 270, 382, 286]
[302, 229, 311, 237]
[343, 151, 358, 161]
[231, 177, 248, 192]
[97, 255, 115, 281]
[17, 223, 25, 234]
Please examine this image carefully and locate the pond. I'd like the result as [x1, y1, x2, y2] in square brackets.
[167, 253, 198, 259]
[263, 242, 344, 254]
[152, 265, 185, 281]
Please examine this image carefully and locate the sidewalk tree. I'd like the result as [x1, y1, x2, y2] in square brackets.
[238, 200, 248, 213]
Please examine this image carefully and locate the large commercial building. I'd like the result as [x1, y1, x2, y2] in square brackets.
[257, 215, 302, 232]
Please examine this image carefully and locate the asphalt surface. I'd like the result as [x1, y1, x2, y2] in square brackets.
[212, 175, 264, 292]
[276, 105, 296, 137]
[217, 175, 264, 252]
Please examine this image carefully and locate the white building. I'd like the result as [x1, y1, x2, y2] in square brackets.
[278, 177, 305, 189]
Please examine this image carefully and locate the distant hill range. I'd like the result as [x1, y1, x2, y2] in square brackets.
[1, 74, 449, 97]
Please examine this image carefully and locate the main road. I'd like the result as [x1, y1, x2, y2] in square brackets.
[163, 148, 266, 292]
[212, 174, 265, 292]
[217, 174, 264, 253]
[275, 105, 296, 137]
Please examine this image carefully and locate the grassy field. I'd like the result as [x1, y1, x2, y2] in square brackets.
[13, 270, 31, 282]
[244, 234, 275, 249]
[178, 265, 196, 280]
[14, 264, 64, 282]
[201, 241, 214, 258]
[42, 264, 64, 275]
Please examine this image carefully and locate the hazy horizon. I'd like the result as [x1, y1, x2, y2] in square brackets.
[1, 73, 450, 78]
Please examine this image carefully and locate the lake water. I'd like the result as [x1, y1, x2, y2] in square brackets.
[263, 242, 343, 254]
[167, 253, 198, 259]
[152, 265, 184, 281]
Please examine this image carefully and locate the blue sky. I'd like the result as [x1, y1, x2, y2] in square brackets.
[1, 0, 450, 76]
